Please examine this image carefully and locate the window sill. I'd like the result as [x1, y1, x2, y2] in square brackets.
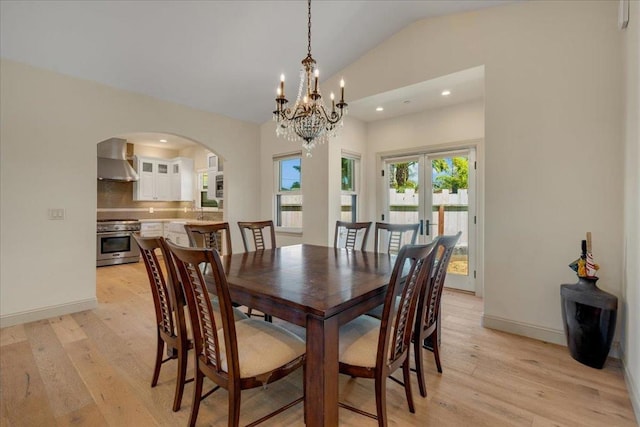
[276, 227, 303, 236]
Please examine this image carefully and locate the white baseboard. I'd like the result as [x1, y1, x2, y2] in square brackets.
[620, 347, 640, 424]
[0, 298, 98, 328]
[482, 313, 566, 345]
[481, 313, 621, 358]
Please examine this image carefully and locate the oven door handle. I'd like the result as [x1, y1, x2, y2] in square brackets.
[97, 231, 133, 237]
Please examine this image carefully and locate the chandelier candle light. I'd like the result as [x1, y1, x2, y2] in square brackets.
[273, 0, 347, 156]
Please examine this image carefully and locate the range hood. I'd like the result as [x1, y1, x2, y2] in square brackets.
[97, 138, 139, 182]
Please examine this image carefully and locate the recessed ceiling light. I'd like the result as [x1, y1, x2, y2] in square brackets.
[159, 139, 168, 143]
[441, 90, 451, 96]
[376, 106, 384, 112]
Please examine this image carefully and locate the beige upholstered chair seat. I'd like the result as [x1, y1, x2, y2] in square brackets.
[217, 319, 306, 378]
[209, 297, 248, 328]
[339, 315, 394, 368]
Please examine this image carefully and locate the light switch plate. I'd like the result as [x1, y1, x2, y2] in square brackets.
[48, 208, 65, 220]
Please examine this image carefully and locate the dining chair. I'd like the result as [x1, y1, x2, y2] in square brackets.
[185, 222, 232, 255]
[374, 222, 420, 254]
[133, 234, 248, 412]
[365, 238, 437, 321]
[132, 234, 191, 412]
[237, 220, 277, 321]
[413, 231, 461, 398]
[238, 220, 276, 252]
[165, 241, 306, 427]
[333, 220, 372, 250]
[338, 244, 436, 426]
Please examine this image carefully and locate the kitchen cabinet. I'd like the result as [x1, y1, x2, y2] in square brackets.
[170, 157, 194, 201]
[134, 157, 171, 201]
[134, 156, 193, 202]
[215, 173, 224, 198]
[206, 153, 223, 199]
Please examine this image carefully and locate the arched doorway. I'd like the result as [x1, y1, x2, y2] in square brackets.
[95, 131, 225, 268]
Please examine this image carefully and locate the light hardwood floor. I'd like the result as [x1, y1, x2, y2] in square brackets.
[1, 261, 637, 427]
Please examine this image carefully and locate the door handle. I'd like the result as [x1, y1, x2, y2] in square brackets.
[419, 219, 424, 235]
[425, 219, 430, 236]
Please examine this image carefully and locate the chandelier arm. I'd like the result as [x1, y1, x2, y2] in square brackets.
[316, 105, 344, 125]
[276, 103, 344, 124]
[277, 105, 304, 121]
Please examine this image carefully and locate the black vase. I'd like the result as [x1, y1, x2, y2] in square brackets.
[560, 277, 617, 369]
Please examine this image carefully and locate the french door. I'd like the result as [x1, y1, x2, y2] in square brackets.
[382, 148, 476, 292]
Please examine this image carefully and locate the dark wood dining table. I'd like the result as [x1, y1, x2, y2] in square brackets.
[217, 244, 395, 427]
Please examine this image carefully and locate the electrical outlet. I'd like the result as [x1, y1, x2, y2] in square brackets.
[48, 208, 65, 220]
[149, 207, 154, 214]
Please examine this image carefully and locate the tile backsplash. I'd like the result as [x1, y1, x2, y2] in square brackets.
[97, 181, 222, 221]
[97, 180, 185, 209]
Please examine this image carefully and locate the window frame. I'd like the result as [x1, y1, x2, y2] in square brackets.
[341, 152, 361, 223]
[273, 152, 303, 232]
[196, 169, 219, 211]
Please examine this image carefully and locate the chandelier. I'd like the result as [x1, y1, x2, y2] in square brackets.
[273, 0, 347, 156]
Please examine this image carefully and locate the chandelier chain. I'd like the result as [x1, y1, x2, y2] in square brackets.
[307, 0, 312, 57]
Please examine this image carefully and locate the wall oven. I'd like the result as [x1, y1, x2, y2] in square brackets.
[97, 219, 141, 267]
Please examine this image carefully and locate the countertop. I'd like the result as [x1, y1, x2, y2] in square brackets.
[139, 218, 224, 226]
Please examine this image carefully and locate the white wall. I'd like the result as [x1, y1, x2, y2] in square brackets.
[319, 1, 625, 346]
[622, 0, 640, 418]
[260, 114, 368, 247]
[179, 145, 215, 171]
[0, 59, 260, 326]
[133, 145, 179, 159]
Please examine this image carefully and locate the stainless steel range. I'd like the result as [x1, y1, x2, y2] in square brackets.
[96, 219, 141, 267]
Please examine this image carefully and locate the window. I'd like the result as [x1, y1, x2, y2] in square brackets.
[197, 170, 218, 208]
[274, 154, 302, 228]
[341, 154, 360, 222]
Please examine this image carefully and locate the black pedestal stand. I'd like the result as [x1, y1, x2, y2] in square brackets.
[560, 277, 617, 369]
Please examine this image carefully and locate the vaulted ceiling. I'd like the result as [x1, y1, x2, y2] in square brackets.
[0, 1, 510, 124]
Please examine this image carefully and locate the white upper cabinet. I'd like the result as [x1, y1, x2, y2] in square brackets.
[137, 159, 156, 200]
[170, 157, 194, 201]
[207, 153, 218, 172]
[155, 161, 171, 200]
[134, 156, 193, 201]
